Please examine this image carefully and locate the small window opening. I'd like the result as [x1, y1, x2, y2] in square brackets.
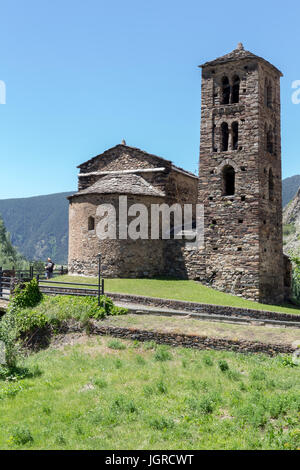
[232, 122, 239, 150]
[221, 76, 230, 104]
[238, 219, 243, 224]
[88, 216, 95, 231]
[222, 165, 235, 196]
[231, 75, 240, 103]
[221, 122, 229, 151]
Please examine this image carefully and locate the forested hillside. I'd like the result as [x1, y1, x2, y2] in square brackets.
[0, 216, 26, 268]
[0, 192, 73, 264]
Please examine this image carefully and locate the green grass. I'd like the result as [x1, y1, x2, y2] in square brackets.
[0, 335, 299, 450]
[56, 276, 300, 315]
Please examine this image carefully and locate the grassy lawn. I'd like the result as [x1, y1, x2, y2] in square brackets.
[56, 276, 300, 315]
[0, 335, 299, 450]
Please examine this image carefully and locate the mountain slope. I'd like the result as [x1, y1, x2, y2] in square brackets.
[0, 192, 73, 264]
[283, 188, 300, 254]
[282, 175, 300, 207]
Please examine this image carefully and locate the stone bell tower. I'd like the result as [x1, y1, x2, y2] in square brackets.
[198, 43, 284, 303]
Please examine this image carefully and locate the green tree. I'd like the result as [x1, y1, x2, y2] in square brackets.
[0, 216, 26, 269]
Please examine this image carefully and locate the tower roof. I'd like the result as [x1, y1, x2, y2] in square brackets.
[199, 43, 283, 76]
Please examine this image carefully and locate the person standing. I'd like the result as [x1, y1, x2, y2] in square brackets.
[45, 258, 55, 279]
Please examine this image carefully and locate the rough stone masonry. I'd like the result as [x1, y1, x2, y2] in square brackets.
[68, 44, 291, 305]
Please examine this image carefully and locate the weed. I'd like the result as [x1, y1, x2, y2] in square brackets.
[108, 339, 126, 350]
[11, 427, 33, 446]
[154, 346, 172, 362]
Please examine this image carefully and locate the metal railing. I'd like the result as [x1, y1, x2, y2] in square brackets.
[0, 258, 104, 305]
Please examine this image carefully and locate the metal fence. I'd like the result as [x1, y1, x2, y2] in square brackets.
[0, 263, 105, 305]
[12, 265, 68, 280]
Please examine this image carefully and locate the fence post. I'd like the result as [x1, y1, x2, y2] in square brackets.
[61, 265, 64, 275]
[102, 278, 104, 296]
[97, 254, 101, 306]
[0, 267, 2, 299]
[30, 265, 33, 279]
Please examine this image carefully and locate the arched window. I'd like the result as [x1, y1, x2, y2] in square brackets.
[222, 165, 235, 196]
[221, 76, 230, 104]
[267, 126, 273, 154]
[88, 216, 95, 231]
[231, 75, 240, 103]
[232, 122, 239, 150]
[265, 78, 273, 108]
[221, 122, 229, 151]
[268, 169, 274, 201]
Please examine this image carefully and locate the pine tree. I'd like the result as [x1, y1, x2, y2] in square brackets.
[0, 216, 26, 268]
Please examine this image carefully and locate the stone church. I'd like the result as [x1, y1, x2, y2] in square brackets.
[68, 43, 291, 304]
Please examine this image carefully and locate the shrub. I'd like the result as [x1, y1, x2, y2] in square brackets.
[157, 380, 168, 394]
[136, 355, 146, 365]
[203, 355, 213, 366]
[154, 346, 172, 362]
[279, 354, 297, 368]
[92, 377, 108, 388]
[108, 339, 126, 350]
[186, 393, 220, 415]
[10, 427, 34, 446]
[149, 416, 174, 430]
[218, 359, 229, 372]
[11, 279, 42, 310]
[111, 395, 137, 414]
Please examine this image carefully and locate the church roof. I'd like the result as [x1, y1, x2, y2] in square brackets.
[70, 173, 165, 198]
[77, 143, 198, 179]
[200, 43, 283, 76]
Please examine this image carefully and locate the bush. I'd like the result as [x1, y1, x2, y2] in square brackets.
[186, 393, 221, 415]
[148, 416, 174, 431]
[154, 346, 172, 362]
[108, 339, 126, 350]
[10, 427, 34, 446]
[111, 395, 137, 414]
[11, 279, 42, 310]
[218, 359, 229, 372]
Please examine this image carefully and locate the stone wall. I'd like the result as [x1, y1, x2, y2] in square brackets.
[68, 193, 166, 278]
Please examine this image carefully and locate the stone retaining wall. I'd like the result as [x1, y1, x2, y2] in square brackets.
[106, 292, 300, 323]
[63, 321, 295, 356]
[39, 287, 300, 323]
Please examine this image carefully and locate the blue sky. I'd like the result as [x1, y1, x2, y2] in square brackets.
[0, 0, 299, 198]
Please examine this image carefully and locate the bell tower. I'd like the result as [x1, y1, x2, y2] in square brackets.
[198, 43, 284, 303]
